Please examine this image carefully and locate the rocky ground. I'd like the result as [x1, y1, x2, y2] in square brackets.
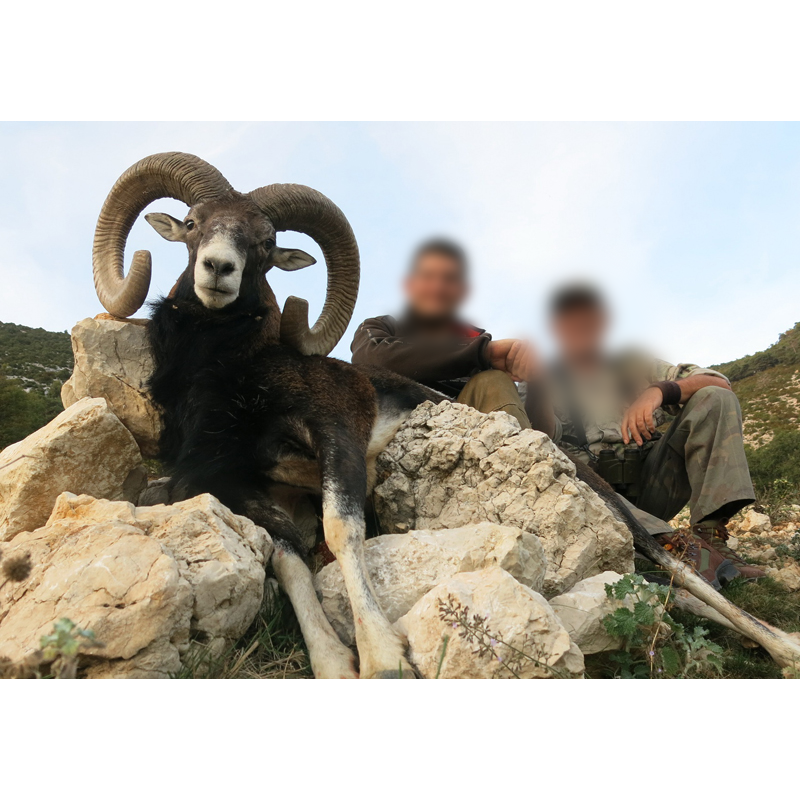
[669, 505, 800, 592]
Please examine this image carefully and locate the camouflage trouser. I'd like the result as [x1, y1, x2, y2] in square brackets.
[627, 385, 755, 534]
[456, 370, 531, 430]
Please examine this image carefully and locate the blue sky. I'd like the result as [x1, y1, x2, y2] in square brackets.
[0, 122, 798, 367]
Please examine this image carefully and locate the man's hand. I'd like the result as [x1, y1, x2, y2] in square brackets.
[621, 386, 663, 446]
[487, 339, 539, 382]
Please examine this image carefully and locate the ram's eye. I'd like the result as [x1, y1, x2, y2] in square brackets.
[185, 220, 195, 230]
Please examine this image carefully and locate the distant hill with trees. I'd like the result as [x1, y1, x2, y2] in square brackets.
[0, 321, 73, 449]
[713, 322, 800, 498]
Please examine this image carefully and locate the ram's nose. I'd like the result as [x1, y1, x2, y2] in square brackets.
[203, 256, 235, 277]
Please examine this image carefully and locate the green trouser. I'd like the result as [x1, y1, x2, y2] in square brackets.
[456, 369, 531, 430]
[632, 385, 755, 531]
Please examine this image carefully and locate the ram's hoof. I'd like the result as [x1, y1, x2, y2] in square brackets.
[369, 666, 417, 679]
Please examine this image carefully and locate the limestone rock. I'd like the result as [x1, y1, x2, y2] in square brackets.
[61, 317, 162, 457]
[315, 522, 546, 645]
[0, 493, 272, 678]
[549, 571, 637, 654]
[0, 397, 144, 541]
[374, 402, 634, 595]
[736, 509, 772, 535]
[135, 494, 272, 647]
[767, 564, 800, 592]
[395, 566, 584, 679]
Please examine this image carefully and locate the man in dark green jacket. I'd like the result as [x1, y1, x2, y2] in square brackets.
[350, 238, 534, 430]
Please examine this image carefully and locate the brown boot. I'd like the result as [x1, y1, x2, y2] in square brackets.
[692, 519, 767, 580]
[655, 530, 741, 589]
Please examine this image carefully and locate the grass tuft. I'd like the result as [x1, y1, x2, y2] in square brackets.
[173, 591, 314, 679]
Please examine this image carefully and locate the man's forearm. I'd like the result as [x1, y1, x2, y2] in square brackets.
[676, 374, 730, 403]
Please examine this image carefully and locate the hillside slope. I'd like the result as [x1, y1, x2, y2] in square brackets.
[0, 321, 73, 449]
[0, 320, 73, 393]
[714, 322, 800, 448]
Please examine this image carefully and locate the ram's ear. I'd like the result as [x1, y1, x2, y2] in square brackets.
[145, 212, 188, 242]
[269, 246, 317, 271]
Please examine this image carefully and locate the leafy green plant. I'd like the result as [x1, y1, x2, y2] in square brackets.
[39, 618, 101, 679]
[601, 574, 723, 679]
[0, 617, 101, 679]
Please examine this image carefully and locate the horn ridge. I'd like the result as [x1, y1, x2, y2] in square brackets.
[248, 183, 359, 356]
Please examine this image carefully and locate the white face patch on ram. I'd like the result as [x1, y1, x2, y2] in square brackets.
[193, 231, 246, 309]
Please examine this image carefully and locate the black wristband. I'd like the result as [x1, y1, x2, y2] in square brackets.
[651, 380, 681, 406]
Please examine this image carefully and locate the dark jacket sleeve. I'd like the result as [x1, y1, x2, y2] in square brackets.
[350, 315, 493, 384]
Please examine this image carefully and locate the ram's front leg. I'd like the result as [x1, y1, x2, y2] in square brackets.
[319, 434, 415, 678]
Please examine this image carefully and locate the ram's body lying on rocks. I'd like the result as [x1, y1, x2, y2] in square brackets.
[82, 151, 800, 677]
[90, 152, 458, 678]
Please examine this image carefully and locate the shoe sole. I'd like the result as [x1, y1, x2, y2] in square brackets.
[713, 559, 742, 590]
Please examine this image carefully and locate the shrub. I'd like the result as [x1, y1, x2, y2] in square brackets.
[0, 375, 64, 450]
[745, 430, 800, 497]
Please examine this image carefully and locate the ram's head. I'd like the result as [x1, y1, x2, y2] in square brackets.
[92, 152, 359, 356]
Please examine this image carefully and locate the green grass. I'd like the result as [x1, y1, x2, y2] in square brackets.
[671, 577, 800, 679]
[172, 590, 313, 679]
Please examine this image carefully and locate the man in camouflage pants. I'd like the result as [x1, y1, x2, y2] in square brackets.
[525, 284, 764, 587]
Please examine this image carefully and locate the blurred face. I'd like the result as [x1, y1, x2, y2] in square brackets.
[551, 305, 608, 363]
[404, 252, 467, 320]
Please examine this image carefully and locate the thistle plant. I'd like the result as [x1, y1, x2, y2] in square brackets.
[39, 618, 101, 679]
[0, 547, 32, 591]
[601, 573, 723, 679]
[436, 595, 572, 678]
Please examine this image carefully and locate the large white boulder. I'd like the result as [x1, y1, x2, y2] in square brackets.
[61, 316, 162, 457]
[314, 522, 546, 645]
[0, 397, 144, 541]
[395, 566, 584, 679]
[0, 493, 272, 677]
[374, 402, 634, 596]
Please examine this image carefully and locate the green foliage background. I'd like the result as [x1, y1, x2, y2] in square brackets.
[713, 322, 800, 500]
[0, 321, 73, 450]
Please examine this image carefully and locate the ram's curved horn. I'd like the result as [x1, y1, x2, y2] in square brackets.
[93, 152, 233, 318]
[248, 184, 359, 356]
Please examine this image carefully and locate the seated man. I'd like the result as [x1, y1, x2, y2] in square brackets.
[527, 283, 764, 586]
[351, 238, 533, 429]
